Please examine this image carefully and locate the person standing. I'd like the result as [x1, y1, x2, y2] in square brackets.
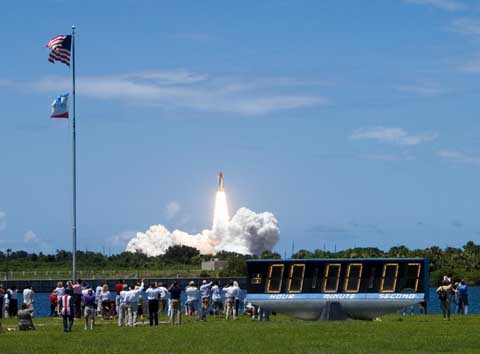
[72, 280, 83, 318]
[137, 292, 145, 325]
[199, 280, 212, 321]
[49, 290, 58, 317]
[223, 282, 236, 320]
[114, 280, 124, 317]
[55, 282, 65, 315]
[59, 289, 74, 332]
[211, 281, 223, 317]
[158, 282, 169, 320]
[146, 282, 160, 326]
[125, 281, 144, 327]
[22, 285, 35, 315]
[457, 280, 469, 315]
[8, 286, 18, 318]
[4, 289, 10, 318]
[168, 282, 182, 325]
[0, 285, 4, 319]
[185, 281, 199, 319]
[437, 280, 454, 320]
[232, 281, 241, 317]
[100, 284, 112, 320]
[95, 284, 103, 315]
[117, 284, 128, 327]
[82, 288, 96, 330]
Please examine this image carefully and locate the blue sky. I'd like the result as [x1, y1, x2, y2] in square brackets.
[1, 0, 480, 255]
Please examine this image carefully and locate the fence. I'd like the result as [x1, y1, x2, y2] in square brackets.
[1, 267, 206, 281]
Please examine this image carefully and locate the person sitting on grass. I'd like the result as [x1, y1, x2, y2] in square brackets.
[17, 303, 35, 331]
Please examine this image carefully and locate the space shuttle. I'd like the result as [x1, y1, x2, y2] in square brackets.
[218, 172, 224, 191]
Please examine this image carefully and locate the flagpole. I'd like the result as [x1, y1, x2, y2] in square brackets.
[71, 25, 77, 282]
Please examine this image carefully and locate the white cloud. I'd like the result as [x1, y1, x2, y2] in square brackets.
[23, 230, 38, 243]
[28, 70, 327, 115]
[438, 150, 480, 164]
[165, 201, 181, 220]
[397, 81, 447, 97]
[23, 230, 50, 250]
[351, 127, 437, 146]
[451, 18, 480, 35]
[404, 0, 465, 11]
[0, 211, 6, 231]
[361, 152, 415, 161]
[460, 57, 480, 73]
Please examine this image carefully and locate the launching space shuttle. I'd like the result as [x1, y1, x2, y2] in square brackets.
[218, 172, 224, 191]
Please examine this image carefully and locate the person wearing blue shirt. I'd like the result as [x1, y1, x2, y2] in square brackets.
[457, 280, 469, 315]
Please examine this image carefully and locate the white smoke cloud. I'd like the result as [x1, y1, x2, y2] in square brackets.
[164, 201, 181, 220]
[125, 207, 279, 256]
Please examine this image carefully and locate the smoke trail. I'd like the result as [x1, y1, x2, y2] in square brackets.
[125, 207, 280, 256]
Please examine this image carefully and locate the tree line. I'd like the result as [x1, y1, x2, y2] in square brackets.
[1, 241, 479, 285]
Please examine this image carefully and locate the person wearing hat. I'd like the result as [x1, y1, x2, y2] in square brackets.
[185, 281, 199, 319]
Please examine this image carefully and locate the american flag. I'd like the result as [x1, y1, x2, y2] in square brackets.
[46, 35, 72, 66]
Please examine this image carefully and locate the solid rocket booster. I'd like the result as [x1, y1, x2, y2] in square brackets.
[218, 172, 224, 191]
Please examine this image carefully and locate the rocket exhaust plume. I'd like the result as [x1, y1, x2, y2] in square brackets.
[126, 172, 280, 256]
[213, 172, 229, 229]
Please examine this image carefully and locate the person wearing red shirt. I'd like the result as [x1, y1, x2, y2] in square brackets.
[49, 290, 58, 317]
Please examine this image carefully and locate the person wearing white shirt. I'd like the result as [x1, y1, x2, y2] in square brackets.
[232, 281, 241, 316]
[22, 286, 35, 315]
[95, 285, 103, 315]
[145, 282, 161, 326]
[55, 282, 65, 297]
[99, 284, 112, 320]
[4, 292, 10, 318]
[185, 281, 199, 319]
[211, 281, 223, 317]
[199, 280, 212, 321]
[118, 284, 129, 327]
[125, 281, 144, 327]
[158, 282, 169, 318]
[223, 283, 237, 320]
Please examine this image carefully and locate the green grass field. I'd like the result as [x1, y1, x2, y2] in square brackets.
[1, 314, 478, 354]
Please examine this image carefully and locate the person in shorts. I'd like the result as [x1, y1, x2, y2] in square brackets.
[82, 288, 96, 330]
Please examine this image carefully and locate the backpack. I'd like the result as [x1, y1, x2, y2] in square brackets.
[437, 288, 447, 302]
